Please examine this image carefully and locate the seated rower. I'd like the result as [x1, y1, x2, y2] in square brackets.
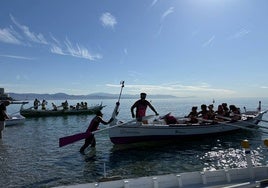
[198, 104, 209, 120]
[222, 103, 230, 117]
[33, 98, 40, 110]
[62, 100, 69, 110]
[84, 102, 88, 109]
[207, 104, 215, 120]
[41, 99, 47, 110]
[229, 105, 241, 121]
[52, 103, 57, 111]
[76, 103, 80, 110]
[215, 105, 225, 121]
[186, 106, 198, 124]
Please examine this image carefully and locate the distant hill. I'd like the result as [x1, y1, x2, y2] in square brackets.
[8, 92, 178, 101]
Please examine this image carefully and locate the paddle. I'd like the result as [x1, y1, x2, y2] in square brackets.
[216, 115, 268, 130]
[255, 119, 268, 123]
[92, 115, 155, 134]
[222, 121, 268, 134]
[59, 132, 87, 147]
[199, 117, 268, 134]
[111, 81, 124, 121]
[10, 101, 29, 105]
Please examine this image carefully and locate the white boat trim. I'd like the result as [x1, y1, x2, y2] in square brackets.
[5, 114, 25, 126]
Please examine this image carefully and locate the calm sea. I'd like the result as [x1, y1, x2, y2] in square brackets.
[1, 98, 268, 187]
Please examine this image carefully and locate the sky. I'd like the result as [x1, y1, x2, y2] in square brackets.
[1, 0, 268, 99]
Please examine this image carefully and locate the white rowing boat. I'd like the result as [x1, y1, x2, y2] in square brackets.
[109, 110, 267, 145]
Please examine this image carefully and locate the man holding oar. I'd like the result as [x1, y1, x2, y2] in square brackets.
[79, 110, 114, 154]
[79, 81, 124, 154]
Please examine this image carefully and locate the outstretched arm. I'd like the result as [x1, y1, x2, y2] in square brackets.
[148, 103, 158, 116]
[99, 117, 114, 125]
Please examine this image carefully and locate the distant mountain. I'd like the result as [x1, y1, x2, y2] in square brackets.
[8, 92, 178, 101]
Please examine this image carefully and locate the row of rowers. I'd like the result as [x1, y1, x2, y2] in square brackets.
[33, 99, 88, 111]
[161, 103, 241, 125]
[185, 103, 241, 124]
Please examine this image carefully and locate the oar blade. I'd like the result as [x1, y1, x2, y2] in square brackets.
[59, 132, 87, 147]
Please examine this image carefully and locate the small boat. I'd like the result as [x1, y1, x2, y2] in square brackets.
[5, 114, 25, 126]
[109, 109, 267, 145]
[20, 103, 105, 118]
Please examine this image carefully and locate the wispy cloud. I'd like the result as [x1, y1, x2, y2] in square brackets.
[0, 15, 103, 62]
[10, 14, 48, 45]
[229, 28, 250, 39]
[202, 35, 215, 47]
[50, 37, 102, 61]
[161, 7, 174, 23]
[50, 44, 65, 55]
[100, 12, 117, 29]
[0, 54, 34, 60]
[153, 7, 174, 37]
[0, 27, 21, 44]
[151, 0, 158, 7]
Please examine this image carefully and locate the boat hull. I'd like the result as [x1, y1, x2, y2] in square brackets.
[20, 105, 104, 118]
[5, 114, 25, 126]
[109, 112, 265, 145]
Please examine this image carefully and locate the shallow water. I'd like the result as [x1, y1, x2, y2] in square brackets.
[1, 98, 268, 187]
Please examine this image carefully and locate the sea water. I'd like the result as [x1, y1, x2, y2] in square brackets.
[1, 98, 268, 187]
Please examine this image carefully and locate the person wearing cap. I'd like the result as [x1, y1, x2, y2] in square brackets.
[0, 100, 10, 139]
[79, 110, 113, 154]
[131, 93, 159, 123]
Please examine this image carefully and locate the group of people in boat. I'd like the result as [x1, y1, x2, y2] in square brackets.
[129, 93, 242, 125]
[33, 99, 48, 110]
[70, 102, 88, 110]
[185, 103, 241, 124]
[33, 99, 88, 111]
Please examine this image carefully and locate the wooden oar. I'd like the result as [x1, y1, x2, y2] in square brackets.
[255, 118, 268, 123]
[224, 123, 268, 134]
[199, 117, 268, 134]
[10, 101, 29, 104]
[93, 115, 155, 134]
[216, 115, 268, 130]
[59, 115, 155, 147]
[59, 132, 87, 147]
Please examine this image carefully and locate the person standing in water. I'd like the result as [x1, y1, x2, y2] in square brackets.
[79, 110, 114, 154]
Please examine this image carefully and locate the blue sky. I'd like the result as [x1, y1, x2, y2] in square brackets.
[1, 0, 268, 98]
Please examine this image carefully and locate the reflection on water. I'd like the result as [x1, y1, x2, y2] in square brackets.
[1, 98, 268, 187]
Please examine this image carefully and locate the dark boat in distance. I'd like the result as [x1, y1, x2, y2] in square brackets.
[20, 103, 105, 118]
